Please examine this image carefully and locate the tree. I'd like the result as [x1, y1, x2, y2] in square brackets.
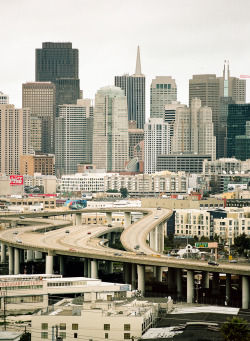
[220, 316, 249, 341]
[20, 333, 31, 341]
[120, 187, 128, 198]
[164, 233, 175, 248]
[234, 233, 250, 256]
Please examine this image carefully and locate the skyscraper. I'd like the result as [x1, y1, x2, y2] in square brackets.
[22, 82, 56, 153]
[227, 104, 250, 158]
[35, 42, 80, 110]
[172, 98, 216, 160]
[115, 47, 145, 129]
[128, 120, 144, 161]
[144, 118, 170, 174]
[150, 76, 177, 118]
[0, 104, 30, 175]
[0, 92, 9, 104]
[55, 99, 93, 176]
[92, 86, 128, 172]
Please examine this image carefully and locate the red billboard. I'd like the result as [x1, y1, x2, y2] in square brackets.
[10, 175, 23, 186]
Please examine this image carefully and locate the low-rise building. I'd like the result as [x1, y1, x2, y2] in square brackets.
[175, 209, 211, 238]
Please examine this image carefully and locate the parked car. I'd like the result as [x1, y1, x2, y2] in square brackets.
[208, 260, 219, 266]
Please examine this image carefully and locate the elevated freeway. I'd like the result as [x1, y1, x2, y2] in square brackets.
[0, 207, 249, 308]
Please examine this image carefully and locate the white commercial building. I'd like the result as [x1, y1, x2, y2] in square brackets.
[144, 118, 170, 174]
[203, 158, 250, 175]
[175, 209, 211, 238]
[93, 86, 128, 172]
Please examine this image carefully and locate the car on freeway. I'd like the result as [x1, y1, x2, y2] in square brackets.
[87, 231, 91, 234]
[157, 207, 161, 210]
[154, 216, 159, 219]
[16, 239, 22, 243]
[114, 252, 122, 256]
[19, 216, 25, 219]
[69, 248, 76, 252]
[208, 260, 219, 266]
[65, 230, 70, 233]
[13, 231, 18, 235]
[108, 224, 112, 227]
[137, 251, 146, 256]
[151, 254, 161, 257]
[229, 259, 237, 263]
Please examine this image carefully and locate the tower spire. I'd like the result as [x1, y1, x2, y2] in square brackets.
[135, 46, 142, 75]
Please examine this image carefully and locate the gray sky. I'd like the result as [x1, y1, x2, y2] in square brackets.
[1, 0, 249, 116]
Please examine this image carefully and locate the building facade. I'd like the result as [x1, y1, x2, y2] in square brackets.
[150, 76, 177, 118]
[92, 86, 128, 172]
[0, 104, 30, 175]
[128, 120, 144, 161]
[22, 82, 56, 153]
[144, 118, 170, 174]
[0, 91, 9, 104]
[20, 153, 55, 176]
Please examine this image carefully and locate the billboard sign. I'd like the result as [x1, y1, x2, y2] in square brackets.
[10, 175, 23, 186]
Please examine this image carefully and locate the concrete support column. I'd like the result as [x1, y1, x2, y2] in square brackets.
[137, 264, 145, 296]
[226, 274, 231, 303]
[1, 244, 6, 263]
[106, 212, 112, 225]
[123, 263, 130, 283]
[14, 248, 20, 275]
[124, 212, 131, 228]
[242, 276, 250, 309]
[201, 271, 209, 289]
[158, 223, 164, 253]
[106, 261, 113, 274]
[187, 270, 194, 303]
[131, 264, 137, 290]
[176, 268, 182, 297]
[88, 259, 91, 278]
[91, 259, 98, 279]
[84, 259, 88, 277]
[26, 250, 34, 262]
[156, 266, 162, 282]
[59, 256, 65, 276]
[45, 253, 54, 274]
[212, 272, 220, 295]
[75, 213, 82, 225]
[19, 249, 24, 264]
[111, 232, 116, 244]
[168, 267, 175, 287]
[154, 226, 158, 251]
[149, 230, 155, 250]
[9, 246, 14, 275]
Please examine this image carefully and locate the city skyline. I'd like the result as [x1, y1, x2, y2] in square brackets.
[0, 0, 249, 117]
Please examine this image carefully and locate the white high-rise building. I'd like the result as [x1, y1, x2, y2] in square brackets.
[93, 86, 128, 172]
[0, 104, 30, 175]
[144, 118, 170, 174]
[55, 99, 93, 176]
[0, 92, 9, 104]
[172, 98, 216, 160]
[150, 76, 177, 118]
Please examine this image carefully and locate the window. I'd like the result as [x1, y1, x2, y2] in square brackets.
[41, 332, 48, 339]
[60, 323, 66, 330]
[124, 333, 130, 339]
[60, 332, 66, 339]
[104, 324, 110, 330]
[72, 324, 78, 330]
[41, 323, 48, 330]
[74, 333, 78, 338]
[105, 333, 109, 339]
[124, 324, 130, 331]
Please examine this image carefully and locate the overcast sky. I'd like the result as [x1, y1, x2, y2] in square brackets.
[1, 0, 249, 117]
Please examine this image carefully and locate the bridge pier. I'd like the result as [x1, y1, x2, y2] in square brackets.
[91, 259, 98, 279]
[45, 252, 54, 274]
[168, 267, 175, 287]
[83, 259, 88, 277]
[131, 264, 137, 290]
[156, 266, 162, 282]
[201, 271, 209, 289]
[14, 248, 20, 275]
[26, 249, 34, 262]
[34, 251, 43, 261]
[137, 264, 145, 296]
[187, 270, 194, 303]
[1, 243, 6, 263]
[242, 276, 250, 309]
[149, 230, 156, 250]
[9, 246, 14, 275]
[124, 212, 131, 228]
[59, 256, 65, 276]
[212, 272, 220, 295]
[75, 213, 82, 225]
[157, 223, 164, 253]
[106, 261, 113, 274]
[226, 274, 231, 303]
[176, 268, 182, 297]
[106, 212, 112, 225]
[88, 259, 91, 277]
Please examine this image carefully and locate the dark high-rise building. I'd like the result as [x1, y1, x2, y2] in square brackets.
[35, 42, 80, 109]
[227, 104, 250, 158]
[115, 47, 145, 129]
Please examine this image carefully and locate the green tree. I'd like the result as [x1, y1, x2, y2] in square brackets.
[234, 233, 250, 256]
[120, 187, 128, 198]
[220, 316, 249, 341]
[164, 233, 175, 248]
[20, 333, 31, 341]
